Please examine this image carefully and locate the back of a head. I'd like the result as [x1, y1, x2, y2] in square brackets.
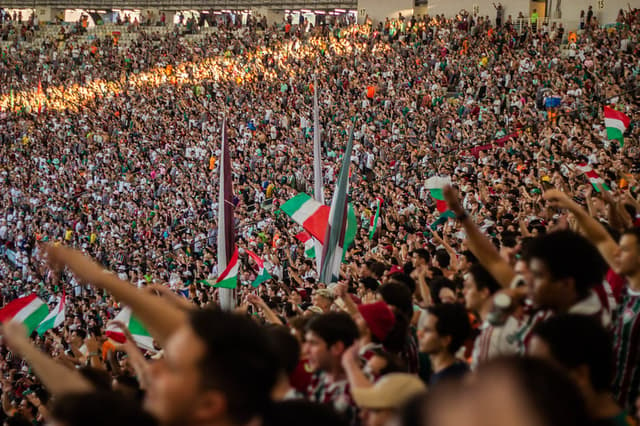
[476, 357, 590, 426]
[264, 400, 348, 426]
[378, 282, 413, 319]
[468, 263, 501, 294]
[50, 391, 157, 426]
[523, 230, 606, 297]
[266, 325, 301, 376]
[435, 249, 451, 269]
[388, 272, 417, 294]
[531, 314, 613, 392]
[189, 308, 279, 424]
[305, 311, 359, 348]
[427, 303, 471, 354]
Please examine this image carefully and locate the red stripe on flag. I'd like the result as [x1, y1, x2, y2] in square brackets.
[0, 294, 38, 323]
[436, 199, 448, 213]
[302, 205, 330, 244]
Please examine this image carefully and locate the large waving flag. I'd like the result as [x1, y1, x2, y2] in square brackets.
[214, 246, 239, 289]
[425, 176, 452, 213]
[296, 231, 316, 258]
[246, 250, 271, 288]
[281, 194, 329, 243]
[37, 292, 65, 335]
[218, 118, 236, 309]
[0, 294, 49, 335]
[320, 125, 355, 284]
[604, 106, 630, 147]
[105, 307, 157, 353]
[576, 163, 610, 192]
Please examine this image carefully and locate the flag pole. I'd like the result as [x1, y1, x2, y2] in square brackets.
[218, 116, 236, 310]
[312, 74, 324, 273]
[319, 122, 355, 284]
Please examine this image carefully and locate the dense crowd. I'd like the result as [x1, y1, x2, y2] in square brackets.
[0, 6, 639, 426]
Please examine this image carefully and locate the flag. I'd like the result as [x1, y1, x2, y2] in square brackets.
[0, 294, 49, 335]
[36, 292, 65, 335]
[320, 125, 355, 284]
[218, 118, 236, 309]
[246, 249, 271, 288]
[214, 246, 239, 289]
[296, 231, 316, 258]
[312, 74, 324, 272]
[282, 194, 356, 249]
[576, 163, 610, 192]
[604, 106, 630, 146]
[425, 176, 452, 213]
[280, 194, 330, 243]
[430, 211, 456, 230]
[369, 198, 381, 240]
[105, 307, 156, 353]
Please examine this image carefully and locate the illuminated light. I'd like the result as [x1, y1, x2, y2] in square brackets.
[334, 8, 346, 12]
[285, 9, 290, 13]
[213, 11, 222, 14]
[300, 9, 311, 13]
[221, 9, 231, 13]
[314, 10, 326, 14]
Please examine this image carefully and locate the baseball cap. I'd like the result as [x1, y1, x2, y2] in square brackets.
[352, 373, 427, 410]
[357, 301, 396, 342]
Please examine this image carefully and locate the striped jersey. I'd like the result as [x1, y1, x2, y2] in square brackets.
[471, 315, 521, 370]
[612, 288, 640, 411]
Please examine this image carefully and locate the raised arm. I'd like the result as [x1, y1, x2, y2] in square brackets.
[1, 322, 94, 396]
[544, 189, 620, 270]
[443, 185, 516, 288]
[43, 244, 187, 347]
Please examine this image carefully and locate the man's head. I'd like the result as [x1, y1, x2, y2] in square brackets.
[524, 231, 606, 310]
[145, 308, 278, 426]
[529, 314, 613, 398]
[352, 373, 427, 426]
[463, 263, 501, 311]
[418, 303, 471, 356]
[313, 289, 335, 312]
[411, 249, 430, 268]
[49, 391, 156, 426]
[617, 228, 640, 277]
[304, 312, 359, 373]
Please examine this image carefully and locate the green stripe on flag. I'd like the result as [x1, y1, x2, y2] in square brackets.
[214, 277, 237, 289]
[606, 127, 624, 146]
[280, 193, 312, 216]
[430, 188, 445, 200]
[128, 314, 150, 337]
[23, 304, 49, 335]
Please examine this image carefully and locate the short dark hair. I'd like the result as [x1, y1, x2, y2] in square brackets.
[532, 314, 612, 392]
[365, 259, 386, 279]
[477, 357, 590, 426]
[524, 230, 606, 298]
[434, 249, 451, 269]
[305, 312, 359, 348]
[427, 303, 471, 354]
[378, 282, 413, 319]
[387, 272, 416, 294]
[468, 263, 501, 294]
[189, 308, 278, 424]
[412, 248, 431, 263]
[49, 391, 157, 426]
[267, 326, 301, 376]
[429, 277, 456, 304]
